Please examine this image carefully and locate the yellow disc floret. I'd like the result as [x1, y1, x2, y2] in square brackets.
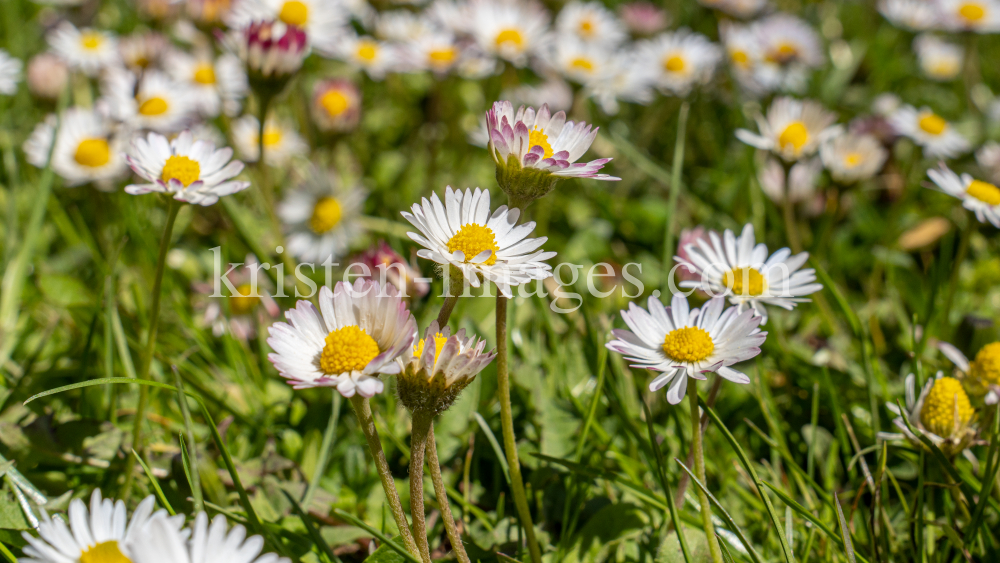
[161, 155, 201, 187]
[428, 48, 457, 67]
[495, 29, 525, 49]
[80, 541, 131, 563]
[320, 325, 381, 375]
[356, 40, 378, 62]
[447, 224, 500, 265]
[664, 55, 686, 72]
[279, 0, 309, 27]
[920, 376, 974, 437]
[193, 64, 217, 85]
[918, 113, 947, 135]
[958, 2, 986, 21]
[970, 342, 1000, 387]
[662, 327, 715, 363]
[778, 121, 809, 153]
[528, 127, 554, 159]
[320, 90, 349, 117]
[843, 152, 863, 168]
[138, 96, 169, 116]
[74, 138, 111, 168]
[965, 180, 1000, 206]
[310, 197, 342, 234]
[81, 32, 104, 50]
[230, 283, 260, 316]
[262, 126, 283, 147]
[724, 267, 766, 296]
[414, 332, 450, 367]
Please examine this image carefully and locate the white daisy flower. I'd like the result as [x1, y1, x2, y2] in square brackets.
[333, 33, 400, 79]
[20, 491, 176, 563]
[311, 78, 362, 132]
[555, 1, 627, 47]
[889, 104, 970, 159]
[939, 0, 1000, 32]
[879, 0, 938, 30]
[47, 22, 119, 76]
[750, 14, 824, 93]
[883, 373, 978, 458]
[547, 37, 612, 86]
[927, 163, 1000, 227]
[635, 29, 722, 96]
[469, 0, 551, 67]
[129, 511, 288, 563]
[165, 49, 248, 118]
[606, 294, 767, 405]
[124, 130, 251, 206]
[938, 340, 1000, 404]
[820, 132, 888, 184]
[914, 34, 963, 81]
[400, 186, 556, 297]
[377, 10, 436, 41]
[0, 49, 23, 95]
[23, 108, 128, 188]
[402, 30, 463, 75]
[736, 97, 841, 161]
[427, 0, 471, 35]
[279, 166, 367, 263]
[267, 279, 417, 397]
[198, 254, 280, 340]
[719, 21, 766, 96]
[486, 101, 619, 180]
[100, 68, 196, 134]
[231, 114, 308, 167]
[226, 0, 348, 55]
[118, 31, 168, 70]
[585, 52, 656, 115]
[676, 223, 824, 324]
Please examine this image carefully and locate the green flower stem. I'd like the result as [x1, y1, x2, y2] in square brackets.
[662, 101, 690, 294]
[496, 294, 543, 563]
[688, 378, 724, 563]
[122, 198, 182, 501]
[408, 411, 434, 563]
[302, 390, 341, 508]
[436, 269, 465, 327]
[941, 218, 976, 335]
[349, 395, 421, 559]
[427, 427, 471, 563]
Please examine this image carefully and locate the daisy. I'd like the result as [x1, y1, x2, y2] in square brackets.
[376, 10, 435, 41]
[547, 37, 612, 86]
[198, 254, 280, 340]
[312, 78, 362, 132]
[719, 21, 766, 95]
[226, 0, 348, 55]
[222, 20, 308, 82]
[231, 114, 308, 166]
[129, 511, 288, 563]
[976, 141, 1000, 184]
[883, 373, 978, 458]
[0, 49, 22, 95]
[124, 130, 251, 206]
[23, 108, 128, 188]
[469, 0, 551, 67]
[100, 68, 196, 134]
[486, 101, 619, 182]
[939, 0, 1000, 32]
[889, 105, 970, 158]
[879, 0, 938, 30]
[118, 31, 168, 70]
[267, 279, 417, 396]
[635, 29, 722, 96]
[555, 1, 627, 47]
[736, 97, 840, 161]
[332, 33, 400, 80]
[820, 132, 888, 184]
[676, 223, 824, 324]
[927, 163, 1000, 227]
[400, 186, 556, 297]
[279, 166, 367, 263]
[939, 340, 1000, 403]
[606, 294, 767, 405]
[165, 49, 248, 118]
[586, 52, 656, 115]
[397, 321, 496, 414]
[403, 30, 463, 76]
[751, 14, 824, 93]
[47, 22, 119, 76]
[914, 34, 963, 81]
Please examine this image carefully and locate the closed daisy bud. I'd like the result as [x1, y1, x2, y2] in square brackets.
[885, 373, 979, 457]
[222, 21, 308, 95]
[26, 53, 68, 100]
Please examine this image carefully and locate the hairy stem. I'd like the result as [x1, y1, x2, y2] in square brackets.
[688, 378, 723, 563]
[427, 426, 471, 563]
[409, 411, 434, 563]
[436, 269, 465, 327]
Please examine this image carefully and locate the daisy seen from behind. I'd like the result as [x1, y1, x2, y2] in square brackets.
[267, 279, 417, 397]
[128, 511, 288, 563]
[927, 163, 1000, 227]
[889, 104, 969, 158]
[736, 96, 840, 161]
[47, 22, 119, 76]
[23, 107, 128, 188]
[279, 166, 367, 263]
[606, 294, 767, 404]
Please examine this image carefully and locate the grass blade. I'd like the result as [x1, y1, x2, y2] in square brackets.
[131, 449, 175, 516]
[281, 489, 341, 563]
[173, 366, 203, 512]
[331, 508, 421, 563]
[834, 492, 857, 563]
[642, 400, 692, 563]
[474, 412, 510, 484]
[303, 391, 341, 508]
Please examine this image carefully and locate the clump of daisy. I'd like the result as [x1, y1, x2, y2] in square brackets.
[939, 341, 1000, 403]
[0, 49, 22, 95]
[889, 104, 970, 159]
[124, 130, 251, 206]
[165, 49, 248, 118]
[279, 166, 367, 263]
[401, 186, 556, 297]
[914, 34, 963, 82]
[486, 101, 619, 206]
[885, 373, 978, 458]
[927, 163, 1000, 227]
[129, 511, 289, 563]
[635, 29, 722, 96]
[820, 132, 888, 184]
[675, 223, 824, 324]
[737, 97, 840, 162]
[23, 107, 128, 189]
[312, 78, 361, 132]
[267, 279, 417, 397]
[47, 22, 120, 76]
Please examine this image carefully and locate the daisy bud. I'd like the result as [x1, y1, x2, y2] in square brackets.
[27, 53, 65, 100]
[224, 21, 308, 96]
[618, 2, 669, 36]
[354, 241, 430, 298]
[312, 78, 362, 133]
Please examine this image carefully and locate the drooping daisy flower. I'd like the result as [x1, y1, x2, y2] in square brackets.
[279, 166, 367, 262]
[889, 105, 970, 158]
[927, 163, 1000, 227]
[223, 20, 308, 83]
[635, 29, 722, 96]
[100, 68, 196, 134]
[0, 49, 22, 95]
[226, 0, 347, 55]
[23, 108, 128, 188]
[606, 294, 767, 405]
[124, 130, 251, 206]
[400, 186, 556, 297]
[751, 14, 824, 93]
[397, 321, 496, 415]
[267, 279, 417, 396]
[231, 114, 308, 166]
[820, 132, 888, 184]
[914, 34, 963, 81]
[129, 511, 289, 563]
[939, 340, 1000, 403]
[197, 254, 280, 340]
[884, 373, 978, 458]
[556, 1, 627, 47]
[333, 33, 400, 79]
[118, 31, 168, 70]
[676, 223, 824, 324]
[939, 0, 1000, 32]
[311, 78, 361, 132]
[165, 49, 248, 117]
[469, 0, 551, 67]
[47, 22, 119, 76]
[879, 0, 938, 30]
[736, 97, 840, 161]
[547, 38, 612, 86]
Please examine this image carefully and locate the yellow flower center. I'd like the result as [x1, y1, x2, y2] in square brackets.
[74, 138, 111, 168]
[428, 47, 457, 66]
[495, 28, 524, 49]
[661, 326, 715, 363]
[320, 90, 350, 117]
[193, 64, 216, 85]
[279, 0, 309, 27]
[730, 50, 749, 68]
[447, 223, 500, 266]
[570, 57, 594, 72]
[767, 43, 798, 63]
[80, 541, 131, 563]
[724, 267, 766, 296]
[309, 197, 342, 234]
[664, 55, 686, 72]
[970, 342, 1000, 386]
[918, 113, 947, 135]
[928, 60, 960, 78]
[320, 325, 381, 375]
[161, 155, 201, 187]
[959, 2, 986, 21]
[528, 127, 554, 159]
[919, 376, 974, 437]
[262, 127, 282, 147]
[843, 152, 863, 168]
[965, 179, 1000, 205]
[230, 283, 260, 316]
[138, 96, 169, 116]
[81, 32, 104, 50]
[578, 19, 595, 37]
[414, 332, 449, 367]
[132, 56, 150, 68]
[357, 40, 378, 61]
[778, 121, 810, 153]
